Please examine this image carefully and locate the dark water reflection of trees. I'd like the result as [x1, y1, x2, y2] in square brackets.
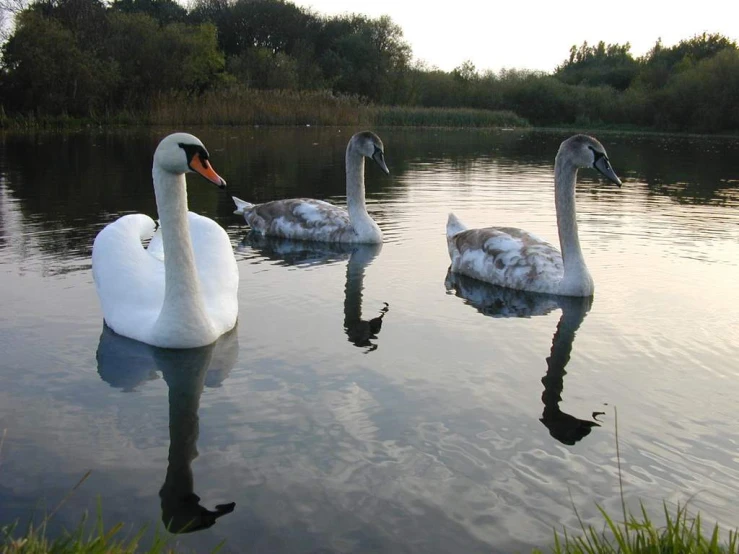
[1, 129, 738, 264]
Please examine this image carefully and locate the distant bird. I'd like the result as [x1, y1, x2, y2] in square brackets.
[92, 133, 238, 348]
[233, 131, 389, 244]
[446, 134, 621, 297]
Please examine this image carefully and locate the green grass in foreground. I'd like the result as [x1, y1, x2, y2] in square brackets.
[1, 518, 171, 554]
[0, 459, 172, 554]
[3, 497, 736, 554]
[537, 502, 738, 554]
[2, 417, 737, 554]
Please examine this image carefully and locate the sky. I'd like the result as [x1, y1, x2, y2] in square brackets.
[291, 0, 738, 73]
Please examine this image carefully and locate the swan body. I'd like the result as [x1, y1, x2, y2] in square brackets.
[92, 133, 238, 349]
[446, 135, 621, 297]
[233, 131, 389, 244]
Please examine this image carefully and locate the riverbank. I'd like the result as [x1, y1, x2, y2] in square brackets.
[0, 88, 524, 130]
[3, 501, 737, 553]
[3, 88, 724, 133]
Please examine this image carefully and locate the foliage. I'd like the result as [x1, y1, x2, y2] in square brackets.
[372, 105, 528, 128]
[104, 14, 225, 102]
[637, 32, 738, 90]
[146, 87, 373, 126]
[1, 517, 172, 553]
[535, 502, 738, 554]
[0, 10, 118, 114]
[556, 41, 640, 90]
[0, 0, 737, 131]
[656, 49, 739, 132]
[108, 0, 187, 25]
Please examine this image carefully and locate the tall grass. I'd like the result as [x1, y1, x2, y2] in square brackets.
[146, 88, 374, 127]
[0, 432, 170, 554]
[0, 87, 530, 129]
[1, 513, 171, 554]
[537, 502, 738, 554]
[370, 105, 528, 128]
[537, 409, 738, 553]
[3, 416, 737, 552]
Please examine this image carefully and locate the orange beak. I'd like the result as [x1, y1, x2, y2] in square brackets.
[189, 154, 227, 189]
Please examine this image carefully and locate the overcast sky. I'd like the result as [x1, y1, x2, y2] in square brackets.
[291, 0, 738, 73]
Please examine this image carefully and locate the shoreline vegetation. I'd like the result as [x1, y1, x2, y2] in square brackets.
[3, 417, 738, 553]
[0, 88, 530, 130]
[0, 0, 737, 133]
[2, 499, 737, 553]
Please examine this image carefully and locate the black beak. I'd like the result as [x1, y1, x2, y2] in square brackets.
[372, 149, 390, 175]
[593, 154, 621, 187]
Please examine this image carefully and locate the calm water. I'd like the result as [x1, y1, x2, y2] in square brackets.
[1, 127, 739, 553]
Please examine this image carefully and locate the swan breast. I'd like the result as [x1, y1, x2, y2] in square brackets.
[449, 227, 564, 294]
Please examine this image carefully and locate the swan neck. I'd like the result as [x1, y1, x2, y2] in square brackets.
[554, 157, 589, 289]
[345, 146, 369, 224]
[152, 167, 211, 335]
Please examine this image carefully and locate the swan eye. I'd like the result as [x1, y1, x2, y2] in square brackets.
[178, 143, 210, 170]
[588, 146, 605, 163]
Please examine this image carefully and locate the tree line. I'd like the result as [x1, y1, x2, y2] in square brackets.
[1, 0, 737, 133]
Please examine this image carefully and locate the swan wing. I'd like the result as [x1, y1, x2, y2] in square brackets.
[244, 198, 354, 241]
[187, 212, 239, 335]
[92, 214, 164, 339]
[448, 226, 564, 294]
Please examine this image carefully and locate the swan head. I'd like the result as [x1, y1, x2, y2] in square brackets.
[559, 135, 621, 187]
[350, 131, 390, 175]
[154, 132, 227, 189]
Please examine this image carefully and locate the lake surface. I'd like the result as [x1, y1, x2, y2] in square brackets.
[1, 127, 739, 553]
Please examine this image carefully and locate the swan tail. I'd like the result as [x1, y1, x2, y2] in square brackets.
[446, 212, 467, 238]
[232, 196, 254, 216]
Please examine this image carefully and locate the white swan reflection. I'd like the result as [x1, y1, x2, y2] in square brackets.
[240, 233, 389, 352]
[96, 325, 237, 532]
[445, 270, 602, 445]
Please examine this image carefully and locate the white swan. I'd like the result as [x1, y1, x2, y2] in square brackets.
[92, 133, 239, 349]
[232, 131, 389, 244]
[446, 134, 621, 297]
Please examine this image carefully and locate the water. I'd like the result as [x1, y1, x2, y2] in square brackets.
[1, 127, 739, 553]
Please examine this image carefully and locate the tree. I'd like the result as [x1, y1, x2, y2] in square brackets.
[658, 48, 739, 132]
[228, 47, 299, 89]
[109, 0, 187, 25]
[453, 60, 478, 83]
[315, 14, 411, 103]
[0, 10, 117, 114]
[104, 12, 225, 102]
[637, 32, 738, 89]
[556, 40, 638, 90]
[29, 0, 109, 52]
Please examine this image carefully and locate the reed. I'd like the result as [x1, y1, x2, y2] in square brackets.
[146, 88, 374, 127]
[537, 502, 738, 554]
[0, 87, 532, 129]
[537, 409, 738, 554]
[0, 437, 172, 554]
[370, 105, 529, 128]
[3, 408, 737, 553]
[1, 515, 171, 554]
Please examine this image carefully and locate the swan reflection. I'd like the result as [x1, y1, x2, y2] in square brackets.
[96, 325, 237, 532]
[240, 233, 389, 352]
[445, 270, 601, 445]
